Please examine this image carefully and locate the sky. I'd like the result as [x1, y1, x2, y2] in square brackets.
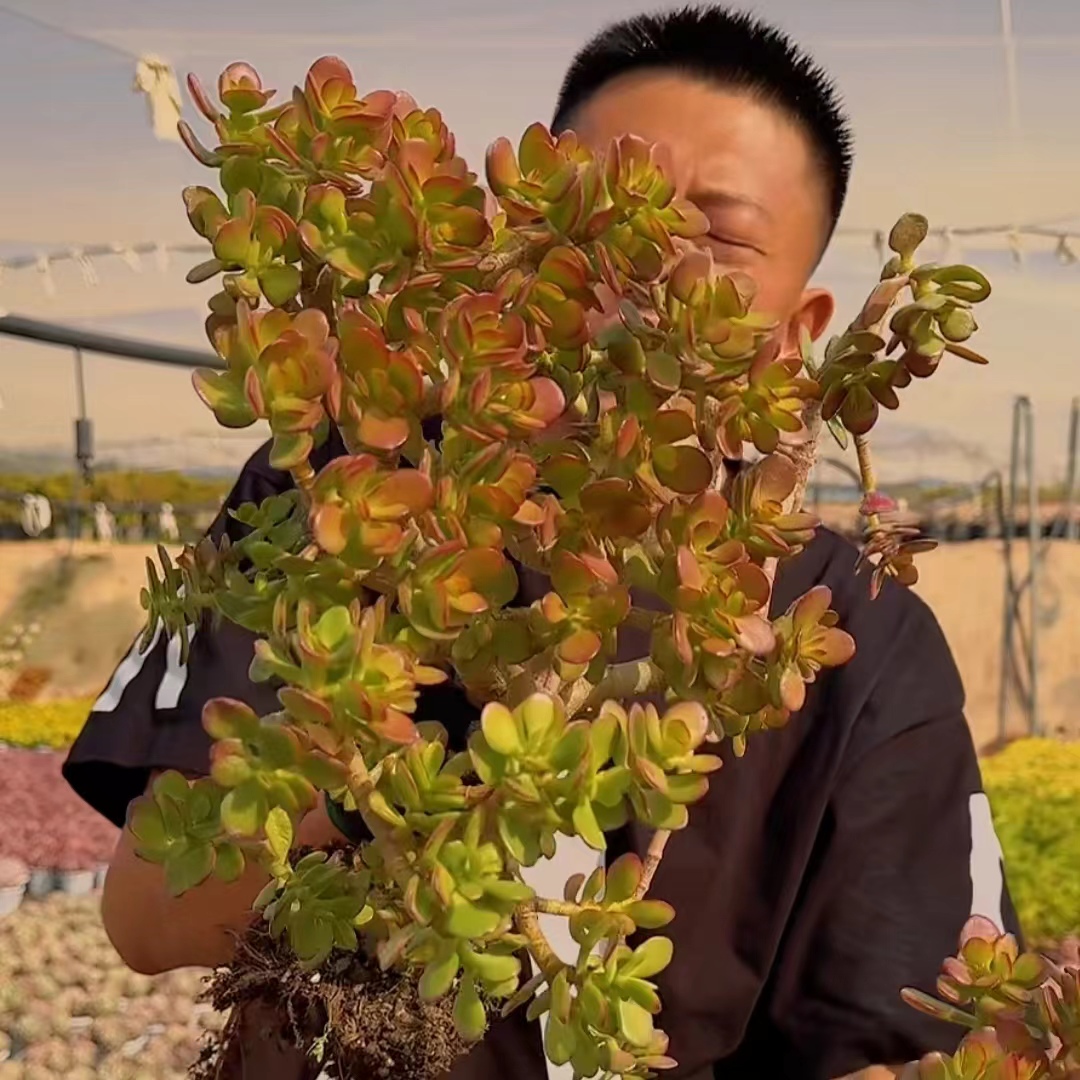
[0, 0, 1079, 484]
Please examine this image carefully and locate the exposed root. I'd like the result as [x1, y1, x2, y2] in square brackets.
[191, 922, 468, 1080]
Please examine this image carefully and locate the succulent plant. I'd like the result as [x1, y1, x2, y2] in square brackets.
[899, 915, 1080, 1079]
[0, 857, 28, 889]
[126, 55, 993, 1078]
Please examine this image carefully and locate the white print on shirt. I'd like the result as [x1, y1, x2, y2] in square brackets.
[519, 835, 606, 1080]
[968, 791, 1005, 930]
[89, 625, 197, 714]
[155, 625, 197, 710]
[90, 626, 163, 713]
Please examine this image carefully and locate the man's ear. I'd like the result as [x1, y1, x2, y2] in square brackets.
[782, 287, 835, 352]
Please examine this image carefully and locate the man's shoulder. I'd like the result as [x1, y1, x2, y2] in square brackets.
[779, 527, 966, 743]
[781, 526, 950, 643]
[229, 428, 350, 497]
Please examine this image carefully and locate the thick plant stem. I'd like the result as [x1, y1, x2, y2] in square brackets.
[567, 659, 666, 718]
[634, 828, 671, 901]
[513, 902, 564, 983]
[598, 828, 673, 964]
[531, 898, 598, 917]
[854, 433, 882, 533]
[344, 755, 414, 891]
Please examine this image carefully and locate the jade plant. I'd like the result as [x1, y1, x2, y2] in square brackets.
[127, 56, 992, 1078]
[902, 917, 1080, 1079]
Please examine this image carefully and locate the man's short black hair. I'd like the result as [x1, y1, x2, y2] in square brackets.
[552, 4, 853, 231]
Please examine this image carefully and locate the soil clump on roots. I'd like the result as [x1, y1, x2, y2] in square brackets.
[192, 921, 468, 1080]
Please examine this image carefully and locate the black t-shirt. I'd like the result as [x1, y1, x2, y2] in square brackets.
[64, 432, 1021, 1080]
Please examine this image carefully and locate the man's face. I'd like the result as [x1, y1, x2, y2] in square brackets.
[564, 70, 835, 341]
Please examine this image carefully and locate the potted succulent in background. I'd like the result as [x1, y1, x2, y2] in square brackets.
[0, 857, 29, 918]
[54, 853, 98, 898]
[25, 865, 55, 901]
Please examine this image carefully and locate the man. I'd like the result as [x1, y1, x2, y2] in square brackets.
[64, 7, 1019, 1079]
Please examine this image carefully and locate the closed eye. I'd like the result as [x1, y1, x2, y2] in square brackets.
[707, 233, 767, 257]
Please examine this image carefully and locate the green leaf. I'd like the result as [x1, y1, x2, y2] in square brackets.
[128, 799, 169, 855]
[496, 815, 540, 867]
[332, 920, 359, 952]
[826, 414, 849, 451]
[888, 213, 929, 261]
[666, 773, 710, 805]
[469, 735, 503, 786]
[214, 841, 246, 883]
[543, 1015, 576, 1067]
[526, 989, 551, 1024]
[202, 700, 256, 742]
[620, 976, 660, 1013]
[520, 694, 561, 747]
[461, 950, 520, 986]
[623, 900, 675, 929]
[265, 806, 294, 864]
[604, 853, 643, 905]
[259, 263, 302, 306]
[299, 755, 349, 793]
[645, 350, 682, 393]
[368, 790, 406, 827]
[292, 913, 335, 970]
[444, 899, 502, 940]
[900, 989, 981, 1030]
[622, 936, 673, 980]
[652, 445, 713, 495]
[617, 997, 655, 1048]
[578, 979, 609, 1029]
[419, 945, 460, 1001]
[213, 219, 254, 266]
[581, 866, 606, 904]
[931, 265, 991, 304]
[164, 843, 215, 897]
[641, 791, 689, 831]
[254, 880, 280, 910]
[210, 752, 252, 789]
[481, 879, 535, 904]
[314, 606, 353, 651]
[480, 703, 522, 757]
[221, 784, 268, 837]
[572, 800, 606, 851]
[453, 972, 487, 1042]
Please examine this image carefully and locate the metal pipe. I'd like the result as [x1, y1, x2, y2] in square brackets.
[1063, 397, 1079, 541]
[992, 468, 1013, 743]
[73, 347, 87, 419]
[1021, 398, 1041, 737]
[998, 397, 1041, 739]
[0, 313, 222, 369]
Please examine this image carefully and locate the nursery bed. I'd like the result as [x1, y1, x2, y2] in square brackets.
[0, 893, 221, 1080]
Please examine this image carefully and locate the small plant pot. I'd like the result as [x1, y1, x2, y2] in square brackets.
[56, 869, 97, 897]
[0, 883, 25, 917]
[27, 867, 56, 898]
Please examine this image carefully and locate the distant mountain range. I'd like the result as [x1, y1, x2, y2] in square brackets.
[0, 440, 969, 498]
[0, 436, 264, 477]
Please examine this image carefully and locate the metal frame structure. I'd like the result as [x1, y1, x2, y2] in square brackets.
[994, 397, 1043, 741]
[2, 315, 1075, 745]
[0, 313, 221, 472]
[0, 312, 222, 538]
[0, 314, 220, 369]
[1058, 397, 1080, 542]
